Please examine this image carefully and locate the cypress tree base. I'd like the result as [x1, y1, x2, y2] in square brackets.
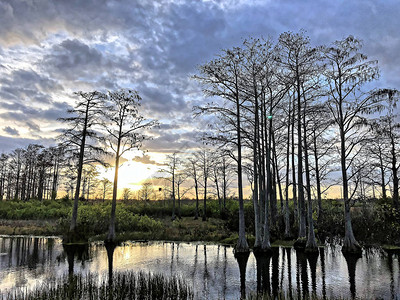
[293, 237, 307, 250]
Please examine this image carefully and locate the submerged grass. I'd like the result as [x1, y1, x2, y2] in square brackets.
[3, 271, 193, 300]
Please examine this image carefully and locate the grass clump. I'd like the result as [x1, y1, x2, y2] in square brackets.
[5, 271, 193, 300]
[246, 290, 342, 300]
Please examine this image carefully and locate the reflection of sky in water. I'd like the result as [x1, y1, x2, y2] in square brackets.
[0, 236, 398, 299]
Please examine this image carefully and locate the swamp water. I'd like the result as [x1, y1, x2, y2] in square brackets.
[0, 236, 398, 299]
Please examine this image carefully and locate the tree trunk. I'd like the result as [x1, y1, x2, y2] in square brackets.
[177, 181, 181, 219]
[390, 133, 399, 208]
[253, 86, 261, 249]
[313, 132, 323, 219]
[379, 152, 387, 199]
[284, 97, 292, 238]
[303, 100, 317, 252]
[291, 95, 298, 224]
[261, 187, 272, 251]
[107, 137, 121, 243]
[202, 152, 208, 221]
[214, 168, 222, 212]
[70, 101, 90, 232]
[268, 107, 277, 227]
[222, 158, 227, 211]
[340, 125, 361, 254]
[194, 176, 199, 220]
[235, 82, 249, 253]
[272, 132, 284, 211]
[172, 164, 176, 220]
[259, 97, 266, 237]
[202, 173, 207, 221]
[296, 68, 306, 240]
[51, 157, 59, 201]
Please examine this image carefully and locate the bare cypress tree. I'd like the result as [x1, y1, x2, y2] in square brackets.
[10, 148, 23, 200]
[307, 104, 336, 219]
[302, 90, 318, 252]
[277, 31, 320, 245]
[159, 152, 179, 220]
[0, 154, 9, 201]
[209, 153, 222, 211]
[102, 89, 157, 243]
[196, 148, 212, 221]
[60, 91, 105, 236]
[49, 145, 66, 201]
[283, 94, 292, 238]
[100, 177, 112, 202]
[241, 38, 265, 250]
[194, 47, 250, 253]
[185, 155, 201, 219]
[322, 36, 380, 254]
[370, 89, 400, 208]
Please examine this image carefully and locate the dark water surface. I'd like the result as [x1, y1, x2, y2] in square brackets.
[0, 236, 399, 299]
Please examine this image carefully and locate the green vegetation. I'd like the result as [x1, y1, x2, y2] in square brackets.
[4, 271, 193, 300]
[0, 198, 398, 247]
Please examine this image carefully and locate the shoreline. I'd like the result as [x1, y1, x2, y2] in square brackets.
[0, 218, 399, 252]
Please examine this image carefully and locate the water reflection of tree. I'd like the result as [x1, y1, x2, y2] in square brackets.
[285, 248, 293, 300]
[63, 243, 89, 275]
[9, 237, 50, 268]
[280, 248, 285, 290]
[27, 238, 39, 269]
[191, 244, 198, 279]
[235, 252, 250, 299]
[223, 247, 227, 299]
[386, 253, 395, 299]
[105, 243, 116, 288]
[343, 253, 361, 299]
[170, 243, 175, 276]
[255, 252, 271, 296]
[319, 247, 327, 299]
[271, 248, 279, 297]
[203, 245, 209, 299]
[296, 250, 308, 299]
[306, 251, 319, 296]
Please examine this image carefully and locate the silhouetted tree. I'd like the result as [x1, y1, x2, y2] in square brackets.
[322, 36, 380, 253]
[195, 47, 250, 252]
[99, 177, 112, 202]
[122, 187, 132, 201]
[370, 89, 400, 208]
[185, 154, 201, 219]
[102, 89, 157, 243]
[277, 31, 320, 243]
[59, 91, 105, 234]
[0, 154, 9, 200]
[196, 148, 212, 221]
[159, 152, 180, 220]
[139, 181, 154, 201]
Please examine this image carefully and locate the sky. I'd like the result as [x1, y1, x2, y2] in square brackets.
[0, 0, 399, 193]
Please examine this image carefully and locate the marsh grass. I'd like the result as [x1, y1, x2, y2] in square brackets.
[247, 290, 344, 300]
[3, 271, 193, 300]
[0, 198, 399, 246]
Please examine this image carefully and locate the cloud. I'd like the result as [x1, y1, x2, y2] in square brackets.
[132, 154, 164, 166]
[3, 126, 19, 136]
[0, 135, 55, 152]
[144, 130, 202, 153]
[0, 0, 399, 156]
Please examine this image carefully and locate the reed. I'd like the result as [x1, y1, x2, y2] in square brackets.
[4, 271, 193, 300]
